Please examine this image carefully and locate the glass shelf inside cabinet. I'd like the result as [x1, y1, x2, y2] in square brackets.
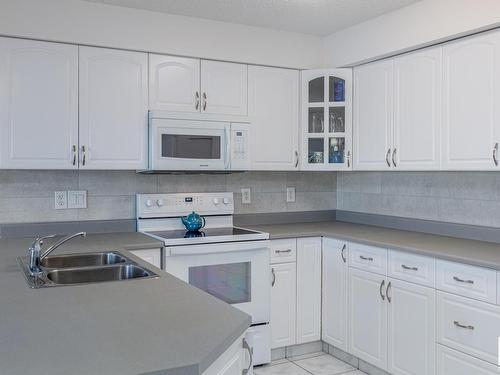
[329, 107, 345, 133]
[309, 77, 324, 103]
[328, 137, 345, 164]
[329, 76, 345, 102]
[308, 138, 324, 164]
[308, 107, 324, 133]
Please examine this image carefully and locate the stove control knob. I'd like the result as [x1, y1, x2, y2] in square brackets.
[213, 198, 220, 205]
[145, 199, 153, 207]
[156, 199, 164, 207]
[223, 197, 230, 205]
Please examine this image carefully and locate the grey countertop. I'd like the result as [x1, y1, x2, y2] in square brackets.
[0, 232, 251, 375]
[246, 221, 500, 270]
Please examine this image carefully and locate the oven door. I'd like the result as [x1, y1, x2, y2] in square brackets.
[163, 241, 270, 324]
[150, 118, 230, 171]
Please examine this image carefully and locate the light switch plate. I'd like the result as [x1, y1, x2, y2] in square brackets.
[68, 190, 87, 209]
[54, 191, 67, 210]
[241, 188, 251, 204]
[286, 187, 296, 203]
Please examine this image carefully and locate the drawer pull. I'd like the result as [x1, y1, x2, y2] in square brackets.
[453, 276, 474, 284]
[453, 320, 474, 330]
[360, 255, 374, 261]
[275, 249, 292, 254]
[401, 264, 418, 271]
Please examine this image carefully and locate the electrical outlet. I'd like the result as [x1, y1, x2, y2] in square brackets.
[54, 191, 68, 209]
[68, 190, 87, 209]
[241, 188, 251, 204]
[286, 187, 296, 203]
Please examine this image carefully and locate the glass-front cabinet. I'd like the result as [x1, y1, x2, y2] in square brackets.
[301, 69, 352, 170]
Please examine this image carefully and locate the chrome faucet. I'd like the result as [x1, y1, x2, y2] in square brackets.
[27, 232, 86, 275]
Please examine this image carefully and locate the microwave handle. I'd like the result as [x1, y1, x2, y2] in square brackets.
[225, 127, 231, 170]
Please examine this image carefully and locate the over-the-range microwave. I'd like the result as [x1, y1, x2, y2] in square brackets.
[144, 112, 250, 172]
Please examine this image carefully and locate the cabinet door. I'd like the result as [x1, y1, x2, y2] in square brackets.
[79, 47, 148, 170]
[248, 66, 299, 170]
[130, 248, 161, 269]
[270, 262, 296, 348]
[0, 37, 78, 169]
[201, 60, 248, 116]
[296, 237, 322, 344]
[353, 60, 393, 170]
[442, 31, 500, 170]
[348, 268, 387, 370]
[322, 238, 348, 351]
[394, 47, 442, 170]
[202, 335, 245, 375]
[149, 54, 200, 112]
[387, 278, 436, 375]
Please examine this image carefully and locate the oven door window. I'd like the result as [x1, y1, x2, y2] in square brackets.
[188, 262, 251, 304]
[161, 134, 221, 159]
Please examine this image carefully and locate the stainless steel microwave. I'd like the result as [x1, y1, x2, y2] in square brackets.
[147, 116, 250, 172]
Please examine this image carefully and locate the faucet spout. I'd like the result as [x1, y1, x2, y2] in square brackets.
[40, 232, 87, 260]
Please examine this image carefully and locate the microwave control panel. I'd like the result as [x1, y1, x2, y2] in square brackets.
[231, 123, 250, 170]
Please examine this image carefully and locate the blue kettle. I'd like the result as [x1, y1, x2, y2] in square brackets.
[181, 211, 206, 232]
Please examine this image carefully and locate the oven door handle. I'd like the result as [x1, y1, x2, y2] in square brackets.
[167, 241, 270, 256]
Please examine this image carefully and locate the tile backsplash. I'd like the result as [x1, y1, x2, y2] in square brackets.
[337, 171, 500, 228]
[0, 171, 336, 224]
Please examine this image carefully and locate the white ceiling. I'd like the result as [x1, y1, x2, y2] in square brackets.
[84, 0, 421, 36]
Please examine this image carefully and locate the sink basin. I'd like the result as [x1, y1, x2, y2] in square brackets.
[40, 252, 126, 268]
[46, 264, 155, 285]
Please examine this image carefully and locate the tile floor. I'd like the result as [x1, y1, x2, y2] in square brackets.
[254, 352, 367, 375]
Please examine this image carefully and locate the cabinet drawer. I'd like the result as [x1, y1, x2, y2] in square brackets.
[349, 243, 387, 275]
[437, 344, 499, 375]
[436, 260, 497, 303]
[270, 239, 297, 264]
[388, 250, 435, 287]
[437, 291, 500, 364]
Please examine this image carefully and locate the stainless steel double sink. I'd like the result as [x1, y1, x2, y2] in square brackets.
[19, 251, 159, 288]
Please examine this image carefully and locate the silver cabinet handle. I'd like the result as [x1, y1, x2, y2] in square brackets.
[386, 281, 392, 303]
[401, 264, 418, 271]
[195, 91, 200, 110]
[202, 92, 207, 111]
[347, 150, 351, 168]
[453, 276, 474, 284]
[295, 150, 299, 168]
[392, 148, 397, 167]
[494, 142, 498, 166]
[360, 255, 374, 261]
[242, 338, 253, 375]
[275, 249, 292, 254]
[386, 148, 391, 167]
[453, 320, 474, 330]
[379, 279, 385, 301]
[81, 145, 86, 166]
[72, 145, 77, 166]
[341, 244, 347, 263]
[271, 268, 276, 287]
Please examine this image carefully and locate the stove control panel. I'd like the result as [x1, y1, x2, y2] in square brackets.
[137, 192, 234, 218]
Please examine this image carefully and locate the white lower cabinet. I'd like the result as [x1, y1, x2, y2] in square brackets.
[202, 334, 247, 375]
[296, 237, 322, 344]
[322, 238, 348, 351]
[270, 262, 297, 348]
[348, 267, 388, 370]
[129, 248, 162, 269]
[436, 344, 499, 375]
[387, 278, 436, 375]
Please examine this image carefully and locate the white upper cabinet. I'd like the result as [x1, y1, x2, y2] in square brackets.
[201, 60, 248, 116]
[79, 47, 148, 170]
[353, 60, 393, 170]
[394, 47, 442, 170]
[442, 31, 500, 170]
[301, 69, 352, 170]
[149, 54, 200, 113]
[248, 66, 299, 170]
[0, 38, 78, 169]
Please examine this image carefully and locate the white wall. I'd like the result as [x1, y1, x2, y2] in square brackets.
[323, 0, 500, 67]
[0, 0, 323, 69]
